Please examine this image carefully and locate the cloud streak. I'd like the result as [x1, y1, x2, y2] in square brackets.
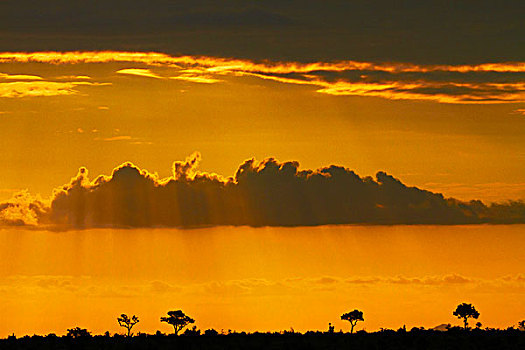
[1, 51, 524, 103]
[0, 72, 43, 80]
[116, 68, 163, 79]
[0, 81, 82, 98]
[1, 154, 524, 229]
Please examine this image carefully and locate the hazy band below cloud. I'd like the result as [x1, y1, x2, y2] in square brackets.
[1, 154, 523, 229]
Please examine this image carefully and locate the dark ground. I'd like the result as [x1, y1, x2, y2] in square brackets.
[1, 329, 524, 350]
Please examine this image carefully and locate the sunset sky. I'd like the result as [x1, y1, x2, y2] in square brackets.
[0, 0, 524, 336]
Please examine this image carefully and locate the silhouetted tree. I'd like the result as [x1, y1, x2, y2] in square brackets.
[475, 322, 482, 329]
[160, 310, 195, 335]
[117, 314, 139, 336]
[66, 327, 91, 338]
[341, 309, 364, 333]
[518, 320, 525, 331]
[453, 303, 480, 329]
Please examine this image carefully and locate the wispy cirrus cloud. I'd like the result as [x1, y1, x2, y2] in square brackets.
[116, 68, 163, 79]
[0, 81, 110, 98]
[0, 72, 43, 80]
[0, 81, 82, 98]
[169, 74, 222, 84]
[117, 67, 221, 83]
[54, 75, 91, 80]
[0, 69, 110, 98]
[1, 51, 523, 103]
[1, 51, 523, 74]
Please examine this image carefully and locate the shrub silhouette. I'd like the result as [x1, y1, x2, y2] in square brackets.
[453, 303, 480, 329]
[183, 325, 201, 336]
[327, 323, 335, 334]
[204, 329, 219, 336]
[66, 327, 91, 338]
[518, 320, 525, 331]
[117, 314, 139, 337]
[340, 309, 364, 333]
[160, 310, 195, 335]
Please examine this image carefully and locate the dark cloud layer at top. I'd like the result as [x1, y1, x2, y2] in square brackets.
[1, 0, 523, 64]
[1, 154, 523, 229]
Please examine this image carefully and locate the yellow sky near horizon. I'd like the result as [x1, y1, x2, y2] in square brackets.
[0, 225, 523, 336]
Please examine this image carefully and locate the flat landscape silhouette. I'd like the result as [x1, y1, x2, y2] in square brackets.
[1, 305, 524, 349]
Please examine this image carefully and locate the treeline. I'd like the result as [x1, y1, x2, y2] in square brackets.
[1, 304, 523, 349]
[1, 328, 524, 350]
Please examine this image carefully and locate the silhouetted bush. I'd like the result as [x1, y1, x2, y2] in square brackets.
[204, 329, 219, 336]
[183, 326, 201, 336]
[66, 327, 91, 338]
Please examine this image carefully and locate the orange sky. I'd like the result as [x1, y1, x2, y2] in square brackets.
[0, 2, 524, 336]
[0, 225, 523, 336]
[0, 53, 524, 204]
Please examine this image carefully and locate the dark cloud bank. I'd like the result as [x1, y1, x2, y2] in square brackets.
[1, 0, 523, 64]
[1, 154, 524, 229]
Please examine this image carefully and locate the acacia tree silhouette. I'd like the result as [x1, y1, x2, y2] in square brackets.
[341, 309, 364, 333]
[160, 310, 195, 335]
[117, 314, 139, 336]
[453, 303, 480, 329]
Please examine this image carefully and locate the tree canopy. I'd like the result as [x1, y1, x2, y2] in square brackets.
[160, 310, 195, 335]
[341, 309, 364, 333]
[117, 314, 139, 337]
[453, 303, 480, 329]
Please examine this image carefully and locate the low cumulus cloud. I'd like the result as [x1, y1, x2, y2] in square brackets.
[1, 154, 524, 229]
[2, 273, 523, 299]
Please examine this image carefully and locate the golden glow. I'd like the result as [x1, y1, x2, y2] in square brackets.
[0, 225, 523, 336]
[0, 51, 523, 103]
[1, 48, 524, 338]
[0, 51, 523, 73]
